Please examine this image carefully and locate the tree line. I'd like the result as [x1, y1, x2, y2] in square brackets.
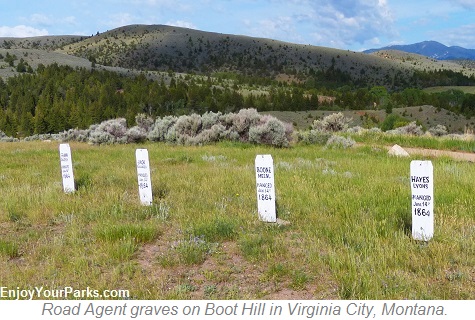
[1, 63, 475, 137]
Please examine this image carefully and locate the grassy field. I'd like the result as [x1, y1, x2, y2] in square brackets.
[0, 140, 474, 299]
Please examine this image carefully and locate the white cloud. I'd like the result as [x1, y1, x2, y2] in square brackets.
[29, 13, 52, 26]
[62, 16, 78, 26]
[299, 0, 396, 48]
[244, 16, 304, 43]
[106, 13, 136, 29]
[0, 25, 49, 37]
[430, 23, 475, 48]
[448, 0, 475, 10]
[130, 0, 192, 11]
[238, 0, 396, 49]
[166, 20, 198, 29]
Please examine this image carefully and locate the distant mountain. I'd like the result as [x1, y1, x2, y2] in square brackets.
[364, 41, 475, 60]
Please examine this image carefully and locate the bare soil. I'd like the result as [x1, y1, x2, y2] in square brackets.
[387, 145, 475, 162]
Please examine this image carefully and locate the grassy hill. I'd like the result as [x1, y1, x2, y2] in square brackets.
[57, 25, 475, 87]
[368, 50, 475, 77]
[2, 24, 474, 87]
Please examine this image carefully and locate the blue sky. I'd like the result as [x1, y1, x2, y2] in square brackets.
[1, 0, 475, 51]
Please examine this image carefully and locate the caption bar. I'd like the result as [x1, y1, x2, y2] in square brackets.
[0, 300, 473, 319]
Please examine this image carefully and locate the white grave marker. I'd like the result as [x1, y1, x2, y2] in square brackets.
[255, 154, 276, 222]
[410, 160, 434, 241]
[136, 149, 153, 205]
[59, 143, 75, 193]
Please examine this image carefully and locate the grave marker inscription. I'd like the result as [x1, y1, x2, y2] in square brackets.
[255, 155, 276, 222]
[136, 149, 153, 206]
[410, 160, 434, 241]
[59, 143, 75, 193]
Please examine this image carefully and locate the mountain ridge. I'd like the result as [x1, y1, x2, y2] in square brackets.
[364, 40, 475, 60]
[1, 25, 475, 89]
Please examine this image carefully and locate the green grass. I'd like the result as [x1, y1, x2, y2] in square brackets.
[350, 130, 475, 152]
[0, 240, 19, 258]
[0, 141, 474, 299]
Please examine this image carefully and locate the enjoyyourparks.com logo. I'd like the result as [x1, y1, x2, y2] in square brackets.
[0, 286, 129, 300]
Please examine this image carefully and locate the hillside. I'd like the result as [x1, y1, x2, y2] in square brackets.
[1, 24, 474, 88]
[266, 105, 474, 132]
[56, 25, 406, 82]
[2, 24, 475, 138]
[367, 50, 474, 77]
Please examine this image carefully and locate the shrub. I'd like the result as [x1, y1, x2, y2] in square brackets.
[87, 119, 125, 144]
[12, 109, 293, 146]
[135, 113, 155, 133]
[148, 108, 291, 147]
[345, 126, 366, 134]
[313, 112, 352, 132]
[0, 130, 19, 142]
[97, 118, 128, 138]
[369, 127, 382, 134]
[380, 114, 409, 131]
[201, 111, 222, 130]
[222, 108, 261, 141]
[387, 121, 423, 136]
[189, 124, 226, 145]
[249, 116, 292, 147]
[88, 131, 116, 145]
[23, 133, 60, 141]
[297, 129, 331, 145]
[59, 128, 90, 142]
[88, 118, 128, 144]
[148, 115, 178, 142]
[126, 126, 147, 143]
[325, 135, 356, 149]
[428, 124, 448, 137]
[175, 113, 202, 137]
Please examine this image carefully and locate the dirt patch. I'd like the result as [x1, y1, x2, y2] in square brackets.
[136, 237, 338, 299]
[386, 145, 475, 162]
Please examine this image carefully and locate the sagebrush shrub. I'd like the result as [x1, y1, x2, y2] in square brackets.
[88, 131, 115, 145]
[88, 118, 128, 144]
[174, 114, 202, 137]
[249, 116, 291, 147]
[59, 128, 90, 142]
[135, 113, 155, 133]
[147, 108, 291, 147]
[201, 111, 222, 130]
[126, 126, 147, 143]
[0, 130, 18, 142]
[325, 135, 356, 149]
[313, 112, 352, 132]
[6, 109, 293, 146]
[223, 108, 261, 141]
[428, 124, 448, 137]
[148, 115, 178, 142]
[387, 121, 423, 136]
[23, 133, 60, 141]
[297, 129, 331, 145]
[192, 124, 226, 145]
[345, 126, 365, 134]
